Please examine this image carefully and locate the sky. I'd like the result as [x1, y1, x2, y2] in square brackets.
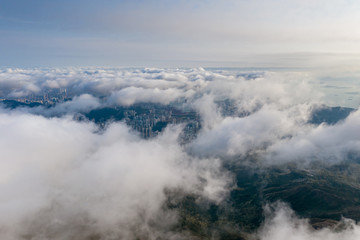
[1, 0, 360, 67]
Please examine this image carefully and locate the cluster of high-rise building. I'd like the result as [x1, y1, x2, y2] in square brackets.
[123, 106, 201, 139]
[1, 91, 204, 141]
[6, 88, 68, 105]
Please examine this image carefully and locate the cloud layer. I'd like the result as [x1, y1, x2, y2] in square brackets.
[0, 109, 229, 239]
[1, 67, 360, 239]
[2, 67, 360, 165]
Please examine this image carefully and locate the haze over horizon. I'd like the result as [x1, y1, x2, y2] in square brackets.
[1, 0, 360, 68]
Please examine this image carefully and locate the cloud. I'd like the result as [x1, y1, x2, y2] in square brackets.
[266, 109, 360, 164]
[3, 67, 360, 167]
[0, 110, 230, 239]
[2, 67, 360, 238]
[190, 106, 299, 158]
[3, 67, 359, 166]
[33, 94, 101, 117]
[107, 87, 195, 106]
[0, 68, 209, 102]
[256, 202, 360, 240]
[187, 71, 319, 160]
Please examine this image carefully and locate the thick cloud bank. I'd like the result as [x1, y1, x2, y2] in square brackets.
[1, 67, 360, 239]
[0, 110, 229, 239]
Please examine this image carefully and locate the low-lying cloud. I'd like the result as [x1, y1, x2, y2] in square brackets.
[257, 202, 360, 240]
[1, 67, 360, 239]
[267, 109, 360, 164]
[0, 110, 230, 239]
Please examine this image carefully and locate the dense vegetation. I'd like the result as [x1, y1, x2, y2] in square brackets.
[166, 162, 360, 239]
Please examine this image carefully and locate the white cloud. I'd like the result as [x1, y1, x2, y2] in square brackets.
[2, 67, 360, 238]
[257, 202, 360, 240]
[267, 109, 360, 164]
[107, 87, 194, 106]
[3, 67, 359, 167]
[190, 106, 299, 158]
[0, 111, 230, 239]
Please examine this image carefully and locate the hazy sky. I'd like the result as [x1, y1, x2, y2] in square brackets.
[1, 0, 360, 67]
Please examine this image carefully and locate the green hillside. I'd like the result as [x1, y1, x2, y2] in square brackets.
[166, 162, 360, 239]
